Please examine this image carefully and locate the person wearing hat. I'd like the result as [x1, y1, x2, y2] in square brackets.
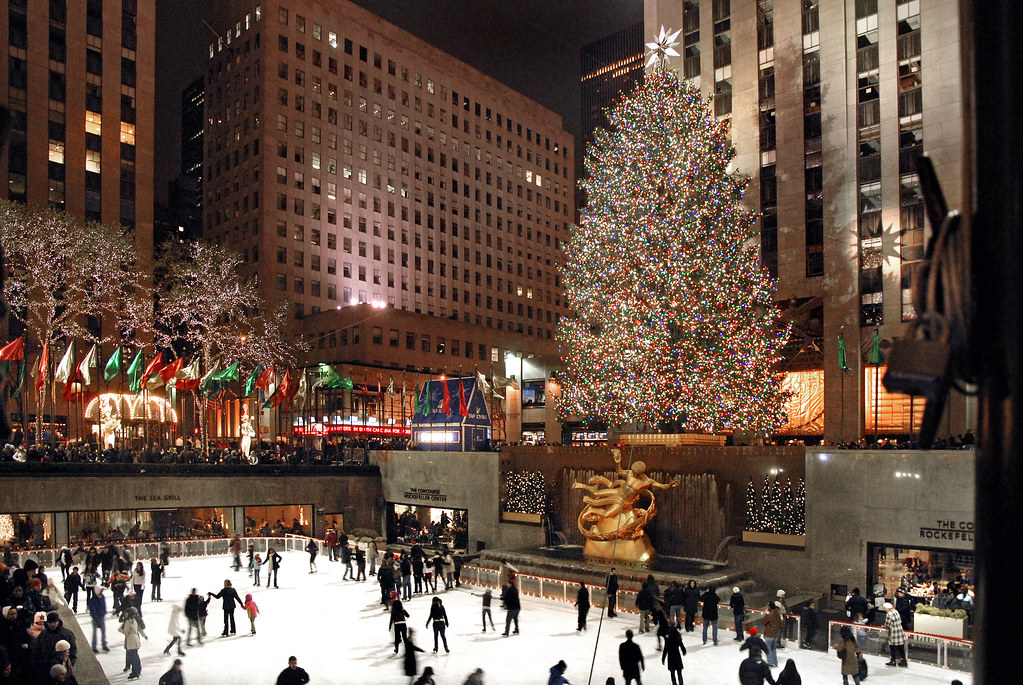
[48, 663, 67, 683]
[740, 627, 769, 655]
[50, 639, 76, 685]
[117, 606, 146, 681]
[738, 647, 775, 685]
[882, 602, 908, 667]
[158, 658, 184, 685]
[730, 586, 747, 641]
[774, 590, 789, 648]
[31, 610, 76, 681]
[547, 659, 569, 685]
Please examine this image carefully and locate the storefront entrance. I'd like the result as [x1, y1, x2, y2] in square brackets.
[868, 542, 975, 601]
[387, 503, 468, 551]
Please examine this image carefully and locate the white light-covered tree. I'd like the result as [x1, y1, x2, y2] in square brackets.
[0, 200, 146, 443]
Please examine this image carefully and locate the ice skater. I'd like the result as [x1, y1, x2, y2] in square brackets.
[262, 548, 282, 588]
[548, 660, 569, 684]
[661, 626, 687, 685]
[209, 579, 242, 636]
[501, 579, 520, 636]
[242, 593, 259, 634]
[575, 581, 590, 631]
[163, 603, 186, 656]
[306, 538, 319, 573]
[150, 558, 163, 601]
[402, 628, 425, 685]
[472, 588, 496, 632]
[251, 554, 262, 586]
[275, 656, 310, 685]
[389, 598, 410, 653]
[426, 597, 450, 652]
[619, 630, 645, 685]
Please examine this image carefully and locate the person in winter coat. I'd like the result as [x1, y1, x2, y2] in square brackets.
[618, 630, 644, 685]
[762, 603, 783, 667]
[57, 547, 72, 581]
[700, 586, 720, 645]
[738, 647, 776, 685]
[355, 547, 367, 581]
[62, 568, 82, 614]
[575, 582, 590, 631]
[413, 665, 436, 685]
[400, 554, 414, 600]
[800, 599, 820, 648]
[389, 599, 410, 653]
[158, 658, 184, 685]
[547, 659, 569, 685]
[665, 580, 683, 629]
[500, 580, 520, 636]
[472, 589, 495, 632]
[241, 594, 258, 635]
[230, 536, 242, 573]
[681, 580, 700, 632]
[730, 587, 746, 641]
[776, 658, 801, 685]
[425, 597, 449, 652]
[305, 539, 318, 573]
[835, 624, 862, 684]
[882, 602, 908, 667]
[661, 626, 687, 685]
[341, 544, 354, 581]
[379, 559, 396, 606]
[250, 554, 262, 587]
[131, 562, 145, 604]
[50, 639, 77, 685]
[433, 554, 447, 591]
[462, 667, 485, 685]
[606, 568, 620, 618]
[275, 656, 310, 685]
[368, 539, 379, 576]
[150, 559, 163, 602]
[740, 627, 768, 654]
[635, 581, 654, 633]
[844, 588, 870, 620]
[209, 579, 242, 636]
[117, 606, 146, 681]
[183, 589, 203, 646]
[86, 586, 109, 652]
[162, 604, 186, 656]
[402, 628, 425, 684]
[262, 549, 282, 589]
[654, 605, 671, 651]
[32, 611, 77, 682]
[443, 551, 456, 590]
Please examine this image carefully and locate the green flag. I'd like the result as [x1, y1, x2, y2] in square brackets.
[316, 363, 342, 389]
[339, 375, 354, 391]
[211, 361, 240, 383]
[126, 349, 144, 392]
[104, 347, 122, 382]
[837, 334, 850, 371]
[868, 328, 882, 366]
[421, 379, 431, 414]
[244, 364, 262, 397]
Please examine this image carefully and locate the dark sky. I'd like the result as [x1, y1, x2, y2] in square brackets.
[154, 0, 642, 204]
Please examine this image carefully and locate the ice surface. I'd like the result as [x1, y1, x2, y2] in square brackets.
[81, 552, 972, 684]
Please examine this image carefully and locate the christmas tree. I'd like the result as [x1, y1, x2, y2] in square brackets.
[557, 30, 789, 431]
[504, 471, 546, 514]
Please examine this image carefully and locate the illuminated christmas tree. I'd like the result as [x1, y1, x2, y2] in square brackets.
[504, 471, 546, 515]
[744, 480, 762, 532]
[557, 29, 789, 431]
[792, 478, 806, 535]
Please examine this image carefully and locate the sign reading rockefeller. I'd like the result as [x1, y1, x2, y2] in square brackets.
[403, 487, 447, 503]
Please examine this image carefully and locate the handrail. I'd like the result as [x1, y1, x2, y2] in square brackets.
[827, 618, 974, 672]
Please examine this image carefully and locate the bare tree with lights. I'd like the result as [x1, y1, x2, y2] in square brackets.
[0, 200, 146, 443]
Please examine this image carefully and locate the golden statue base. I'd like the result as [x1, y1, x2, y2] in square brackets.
[583, 535, 657, 564]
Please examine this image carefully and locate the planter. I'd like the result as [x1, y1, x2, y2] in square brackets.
[742, 530, 806, 548]
[501, 511, 542, 524]
[912, 613, 967, 639]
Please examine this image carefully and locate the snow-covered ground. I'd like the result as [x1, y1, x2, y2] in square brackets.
[78, 552, 972, 684]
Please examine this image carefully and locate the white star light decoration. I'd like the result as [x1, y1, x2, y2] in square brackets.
[646, 25, 682, 68]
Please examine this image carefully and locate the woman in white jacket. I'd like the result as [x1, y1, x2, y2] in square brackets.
[163, 603, 186, 657]
[118, 606, 147, 680]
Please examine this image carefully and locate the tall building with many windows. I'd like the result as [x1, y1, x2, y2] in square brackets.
[203, 1, 574, 443]
[581, 23, 645, 149]
[1, 0, 155, 259]
[645, 0, 968, 442]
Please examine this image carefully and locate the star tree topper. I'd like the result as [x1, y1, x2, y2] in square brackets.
[645, 25, 682, 69]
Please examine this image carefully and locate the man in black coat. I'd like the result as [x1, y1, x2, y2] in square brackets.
[31, 611, 77, 682]
[618, 629, 645, 685]
[184, 589, 203, 646]
[844, 588, 869, 619]
[738, 647, 776, 685]
[209, 580, 242, 636]
[500, 580, 520, 636]
[606, 568, 620, 618]
[275, 656, 310, 685]
[575, 581, 590, 631]
[700, 586, 721, 645]
[378, 559, 395, 605]
[739, 627, 769, 654]
[682, 580, 701, 632]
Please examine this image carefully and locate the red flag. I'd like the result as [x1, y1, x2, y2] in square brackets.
[441, 378, 451, 414]
[459, 378, 468, 417]
[36, 344, 49, 391]
[160, 357, 185, 383]
[0, 336, 24, 361]
[142, 353, 165, 384]
[255, 365, 275, 391]
[275, 369, 292, 406]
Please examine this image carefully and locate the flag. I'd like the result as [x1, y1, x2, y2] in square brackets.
[377, 373, 384, 401]
[199, 358, 221, 394]
[244, 364, 262, 397]
[477, 371, 492, 394]
[313, 363, 341, 390]
[441, 378, 451, 414]
[868, 328, 882, 366]
[837, 333, 850, 372]
[176, 357, 202, 392]
[126, 349, 144, 392]
[0, 336, 24, 361]
[339, 374, 354, 391]
[269, 369, 292, 407]
[459, 377, 468, 417]
[160, 357, 185, 384]
[6, 358, 25, 398]
[292, 369, 308, 410]
[104, 346, 122, 382]
[35, 344, 49, 392]
[54, 342, 75, 384]
[210, 361, 240, 384]
[142, 352, 165, 387]
[386, 376, 395, 396]
[491, 374, 505, 400]
[78, 345, 99, 386]
[255, 364, 275, 391]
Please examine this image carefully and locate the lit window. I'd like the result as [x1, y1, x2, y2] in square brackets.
[85, 112, 102, 136]
[120, 122, 135, 145]
[328, 31, 337, 49]
[312, 152, 320, 170]
[48, 141, 65, 164]
[85, 149, 101, 173]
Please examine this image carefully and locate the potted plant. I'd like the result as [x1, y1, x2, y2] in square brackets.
[913, 603, 968, 638]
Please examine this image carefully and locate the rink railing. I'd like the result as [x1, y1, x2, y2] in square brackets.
[828, 619, 973, 673]
[459, 563, 799, 635]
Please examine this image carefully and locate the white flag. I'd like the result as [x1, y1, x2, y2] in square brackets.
[77, 345, 99, 385]
[294, 370, 308, 410]
[54, 342, 75, 384]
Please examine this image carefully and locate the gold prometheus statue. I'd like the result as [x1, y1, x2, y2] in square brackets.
[572, 449, 679, 562]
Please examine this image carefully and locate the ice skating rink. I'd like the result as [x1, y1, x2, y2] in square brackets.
[82, 552, 972, 684]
